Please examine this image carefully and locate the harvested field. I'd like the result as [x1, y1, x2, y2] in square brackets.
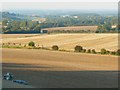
[2, 48, 118, 88]
[1, 33, 118, 51]
[2, 33, 119, 88]
[2, 48, 118, 71]
[43, 26, 98, 31]
[1, 34, 39, 39]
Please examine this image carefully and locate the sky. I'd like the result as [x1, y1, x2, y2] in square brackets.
[0, 0, 119, 2]
[1, 1, 118, 11]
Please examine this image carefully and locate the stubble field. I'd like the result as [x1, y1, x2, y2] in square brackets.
[1, 33, 118, 51]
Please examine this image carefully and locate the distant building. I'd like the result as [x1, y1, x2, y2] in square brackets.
[32, 18, 46, 23]
[41, 29, 48, 33]
[61, 15, 70, 18]
[112, 25, 117, 29]
[73, 16, 78, 18]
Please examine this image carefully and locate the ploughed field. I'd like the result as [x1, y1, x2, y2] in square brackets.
[1, 33, 118, 51]
[2, 48, 118, 88]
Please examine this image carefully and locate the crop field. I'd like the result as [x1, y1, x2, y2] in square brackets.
[2, 48, 118, 71]
[2, 33, 119, 88]
[43, 26, 98, 31]
[1, 33, 118, 51]
[2, 48, 118, 88]
[1, 34, 39, 39]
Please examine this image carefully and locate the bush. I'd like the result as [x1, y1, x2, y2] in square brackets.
[91, 49, 96, 54]
[74, 45, 83, 52]
[8, 42, 10, 45]
[19, 43, 21, 46]
[28, 41, 35, 47]
[13, 43, 16, 45]
[110, 51, 116, 55]
[2, 43, 5, 45]
[116, 49, 120, 55]
[24, 44, 26, 47]
[81, 49, 86, 53]
[87, 49, 91, 53]
[101, 48, 107, 54]
[52, 45, 59, 50]
[106, 50, 110, 54]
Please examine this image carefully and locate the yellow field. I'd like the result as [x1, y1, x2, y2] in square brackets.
[1, 33, 118, 52]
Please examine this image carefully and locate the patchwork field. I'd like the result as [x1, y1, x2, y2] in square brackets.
[1, 33, 118, 51]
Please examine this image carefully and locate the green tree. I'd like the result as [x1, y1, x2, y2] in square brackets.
[91, 49, 96, 54]
[101, 48, 107, 54]
[52, 45, 59, 50]
[81, 49, 86, 53]
[106, 50, 110, 54]
[97, 25, 102, 33]
[28, 41, 35, 47]
[87, 49, 91, 53]
[110, 51, 116, 55]
[116, 49, 120, 55]
[74, 45, 83, 52]
[2, 20, 8, 26]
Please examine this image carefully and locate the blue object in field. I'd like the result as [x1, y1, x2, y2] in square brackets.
[13, 80, 28, 85]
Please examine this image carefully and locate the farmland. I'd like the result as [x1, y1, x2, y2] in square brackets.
[1, 2, 119, 88]
[2, 33, 119, 88]
[2, 48, 118, 88]
[1, 33, 118, 52]
[43, 26, 98, 32]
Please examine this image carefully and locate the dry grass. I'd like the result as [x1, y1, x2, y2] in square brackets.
[1, 33, 118, 52]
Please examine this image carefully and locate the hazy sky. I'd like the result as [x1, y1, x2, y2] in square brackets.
[0, 0, 119, 2]
[2, 2, 118, 11]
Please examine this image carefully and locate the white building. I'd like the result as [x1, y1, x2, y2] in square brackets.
[112, 25, 117, 29]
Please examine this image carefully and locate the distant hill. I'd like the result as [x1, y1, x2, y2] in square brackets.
[1, 12, 34, 21]
[1, 11, 118, 34]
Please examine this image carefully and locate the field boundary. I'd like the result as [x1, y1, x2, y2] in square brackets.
[1, 43, 119, 57]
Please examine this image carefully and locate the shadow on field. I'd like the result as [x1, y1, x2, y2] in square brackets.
[2, 63, 118, 88]
[3, 63, 51, 69]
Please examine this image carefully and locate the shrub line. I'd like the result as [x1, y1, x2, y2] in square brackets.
[2, 42, 120, 56]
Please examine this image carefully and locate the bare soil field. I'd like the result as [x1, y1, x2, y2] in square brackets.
[1, 33, 118, 51]
[2, 48, 118, 88]
[43, 26, 98, 31]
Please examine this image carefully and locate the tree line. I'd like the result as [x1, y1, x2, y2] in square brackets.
[2, 14, 118, 33]
[2, 20, 41, 33]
